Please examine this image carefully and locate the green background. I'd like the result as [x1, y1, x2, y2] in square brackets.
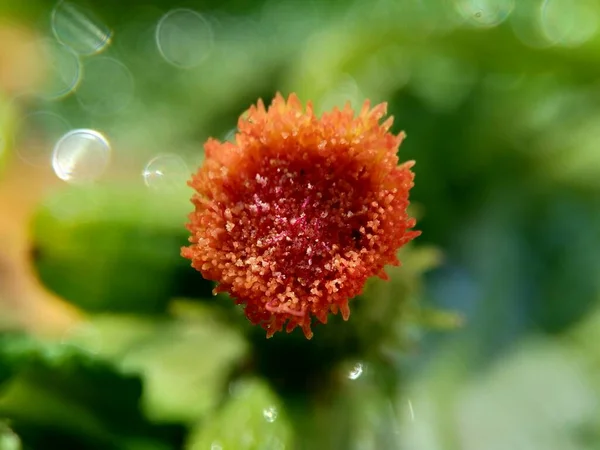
[1, 0, 600, 449]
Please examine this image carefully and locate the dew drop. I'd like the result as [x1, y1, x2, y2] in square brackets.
[155, 8, 214, 68]
[52, 129, 111, 183]
[348, 361, 364, 380]
[262, 406, 278, 423]
[51, 1, 112, 55]
[142, 153, 190, 192]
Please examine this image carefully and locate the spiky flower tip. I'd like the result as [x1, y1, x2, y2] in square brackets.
[182, 93, 420, 339]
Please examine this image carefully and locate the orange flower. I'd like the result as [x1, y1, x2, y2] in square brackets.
[182, 93, 420, 339]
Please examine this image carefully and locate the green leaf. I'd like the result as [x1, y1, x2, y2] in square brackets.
[186, 378, 293, 450]
[0, 333, 184, 450]
[0, 422, 21, 450]
[59, 303, 249, 425]
[29, 184, 213, 314]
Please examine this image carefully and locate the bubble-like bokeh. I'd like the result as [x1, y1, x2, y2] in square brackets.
[14, 109, 71, 167]
[51, 1, 112, 55]
[37, 38, 81, 99]
[52, 128, 111, 183]
[454, 0, 515, 28]
[142, 153, 190, 191]
[76, 57, 135, 115]
[541, 0, 598, 47]
[510, 1, 554, 48]
[155, 8, 214, 68]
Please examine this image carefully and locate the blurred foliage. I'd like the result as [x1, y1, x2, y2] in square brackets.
[30, 185, 213, 313]
[0, 333, 185, 449]
[187, 378, 293, 450]
[1, 0, 600, 448]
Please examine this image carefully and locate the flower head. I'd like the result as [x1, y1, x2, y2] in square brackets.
[182, 93, 420, 339]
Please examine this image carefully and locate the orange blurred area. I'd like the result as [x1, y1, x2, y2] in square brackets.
[0, 161, 80, 336]
[0, 20, 46, 95]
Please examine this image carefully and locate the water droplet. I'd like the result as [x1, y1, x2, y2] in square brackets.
[210, 443, 223, 450]
[142, 153, 190, 191]
[52, 129, 111, 183]
[76, 57, 134, 115]
[14, 110, 71, 167]
[454, 0, 515, 28]
[348, 362, 364, 380]
[263, 406, 278, 423]
[36, 38, 81, 99]
[51, 1, 112, 55]
[155, 8, 214, 68]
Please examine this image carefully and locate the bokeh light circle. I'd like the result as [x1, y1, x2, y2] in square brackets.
[52, 128, 111, 183]
[76, 57, 135, 115]
[51, 0, 112, 55]
[155, 8, 214, 68]
[37, 38, 81, 100]
[541, 0, 598, 47]
[142, 153, 190, 191]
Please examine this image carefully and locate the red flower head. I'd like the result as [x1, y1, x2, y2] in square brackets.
[182, 93, 420, 339]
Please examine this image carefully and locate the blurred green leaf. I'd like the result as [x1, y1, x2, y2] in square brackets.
[30, 185, 213, 314]
[0, 422, 21, 450]
[186, 377, 293, 450]
[395, 337, 599, 450]
[60, 302, 249, 425]
[0, 333, 184, 450]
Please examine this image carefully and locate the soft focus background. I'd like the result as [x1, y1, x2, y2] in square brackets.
[1, 0, 600, 449]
